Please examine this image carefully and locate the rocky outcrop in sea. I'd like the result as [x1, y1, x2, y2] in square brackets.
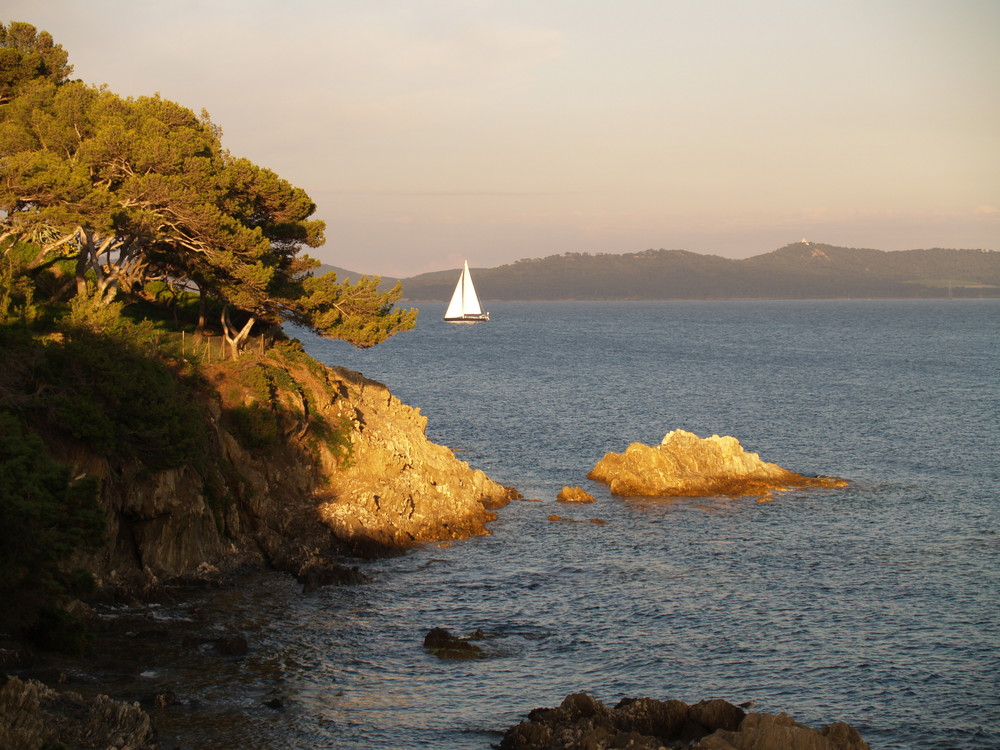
[499, 692, 870, 750]
[587, 429, 847, 497]
[556, 486, 596, 503]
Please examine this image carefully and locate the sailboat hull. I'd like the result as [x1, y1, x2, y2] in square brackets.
[444, 312, 490, 324]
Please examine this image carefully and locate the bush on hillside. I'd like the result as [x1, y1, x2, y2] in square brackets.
[0, 411, 104, 652]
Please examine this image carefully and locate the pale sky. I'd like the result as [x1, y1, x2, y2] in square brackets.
[6, 0, 999, 276]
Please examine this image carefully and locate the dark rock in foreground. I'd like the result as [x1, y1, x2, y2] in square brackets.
[0, 676, 156, 750]
[499, 693, 870, 750]
[588, 429, 847, 497]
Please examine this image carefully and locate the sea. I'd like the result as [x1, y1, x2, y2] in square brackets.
[132, 300, 999, 749]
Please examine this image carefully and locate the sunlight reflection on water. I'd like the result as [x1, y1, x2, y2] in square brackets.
[130, 301, 1000, 750]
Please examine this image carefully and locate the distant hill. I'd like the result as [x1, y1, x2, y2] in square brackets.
[393, 243, 1000, 301]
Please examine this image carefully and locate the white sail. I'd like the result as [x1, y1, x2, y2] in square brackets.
[460, 262, 483, 315]
[444, 261, 486, 320]
[444, 264, 467, 319]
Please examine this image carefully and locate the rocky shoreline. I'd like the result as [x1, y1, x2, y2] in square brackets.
[499, 693, 870, 750]
[3, 346, 519, 747]
[1, 347, 863, 748]
[71, 346, 517, 598]
[1, 666, 876, 750]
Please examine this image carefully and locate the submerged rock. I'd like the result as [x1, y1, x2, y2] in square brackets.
[181, 632, 249, 656]
[499, 693, 870, 750]
[295, 555, 368, 593]
[213, 634, 249, 656]
[422, 627, 483, 659]
[587, 429, 847, 497]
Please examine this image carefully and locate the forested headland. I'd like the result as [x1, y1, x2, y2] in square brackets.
[388, 244, 999, 301]
[0, 21, 417, 652]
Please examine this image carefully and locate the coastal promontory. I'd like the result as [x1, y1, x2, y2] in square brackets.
[98, 344, 516, 583]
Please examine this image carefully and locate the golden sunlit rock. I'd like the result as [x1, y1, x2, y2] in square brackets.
[556, 486, 596, 503]
[587, 429, 847, 497]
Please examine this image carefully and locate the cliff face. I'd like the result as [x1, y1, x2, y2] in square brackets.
[78, 344, 513, 588]
[317, 364, 513, 551]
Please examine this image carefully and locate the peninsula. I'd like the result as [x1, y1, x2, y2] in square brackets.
[329, 243, 1000, 301]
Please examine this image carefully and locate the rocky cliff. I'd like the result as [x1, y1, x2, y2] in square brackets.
[75, 342, 514, 591]
[588, 429, 846, 497]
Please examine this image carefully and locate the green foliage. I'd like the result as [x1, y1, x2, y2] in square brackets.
[222, 358, 299, 450]
[272, 337, 327, 377]
[0, 410, 104, 652]
[0, 239, 39, 323]
[0, 22, 415, 348]
[226, 404, 280, 451]
[42, 334, 207, 471]
[25, 605, 91, 655]
[0, 21, 73, 104]
[65, 293, 154, 343]
[219, 353, 353, 464]
[293, 272, 417, 347]
[0, 311, 208, 472]
[307, 412, 355, 467]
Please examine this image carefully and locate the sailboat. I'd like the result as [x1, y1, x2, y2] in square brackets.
[444, 260, 490, 323]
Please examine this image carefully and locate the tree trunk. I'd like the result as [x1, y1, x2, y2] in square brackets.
[74, 231, 92, 298]
[221, 305, 254, 360]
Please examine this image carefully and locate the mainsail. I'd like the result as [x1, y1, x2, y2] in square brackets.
[444, 261, 489, 322]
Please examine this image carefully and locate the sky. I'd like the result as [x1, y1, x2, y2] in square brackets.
[6, 0, 999, 277]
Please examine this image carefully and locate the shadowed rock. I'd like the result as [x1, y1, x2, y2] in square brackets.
[0, 676, 156, 750]
[588, 429, 847, 497]
[499, 693, 870, 750]
[422, 627, 483, 659]
[295, 556, 368, 593]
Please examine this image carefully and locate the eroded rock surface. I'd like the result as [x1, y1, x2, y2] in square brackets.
[0, 676, 156, 750]
[588, 429, 846, 497]
[318, 366, 515, 553]
[499, 693, 870, 750]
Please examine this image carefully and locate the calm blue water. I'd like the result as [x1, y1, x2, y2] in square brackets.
[150, 301, 999, 749]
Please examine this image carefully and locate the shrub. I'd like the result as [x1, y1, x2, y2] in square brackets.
[0, 411, 104, 652]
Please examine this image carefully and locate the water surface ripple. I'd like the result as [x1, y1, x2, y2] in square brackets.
[146, 301, 997, 749]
